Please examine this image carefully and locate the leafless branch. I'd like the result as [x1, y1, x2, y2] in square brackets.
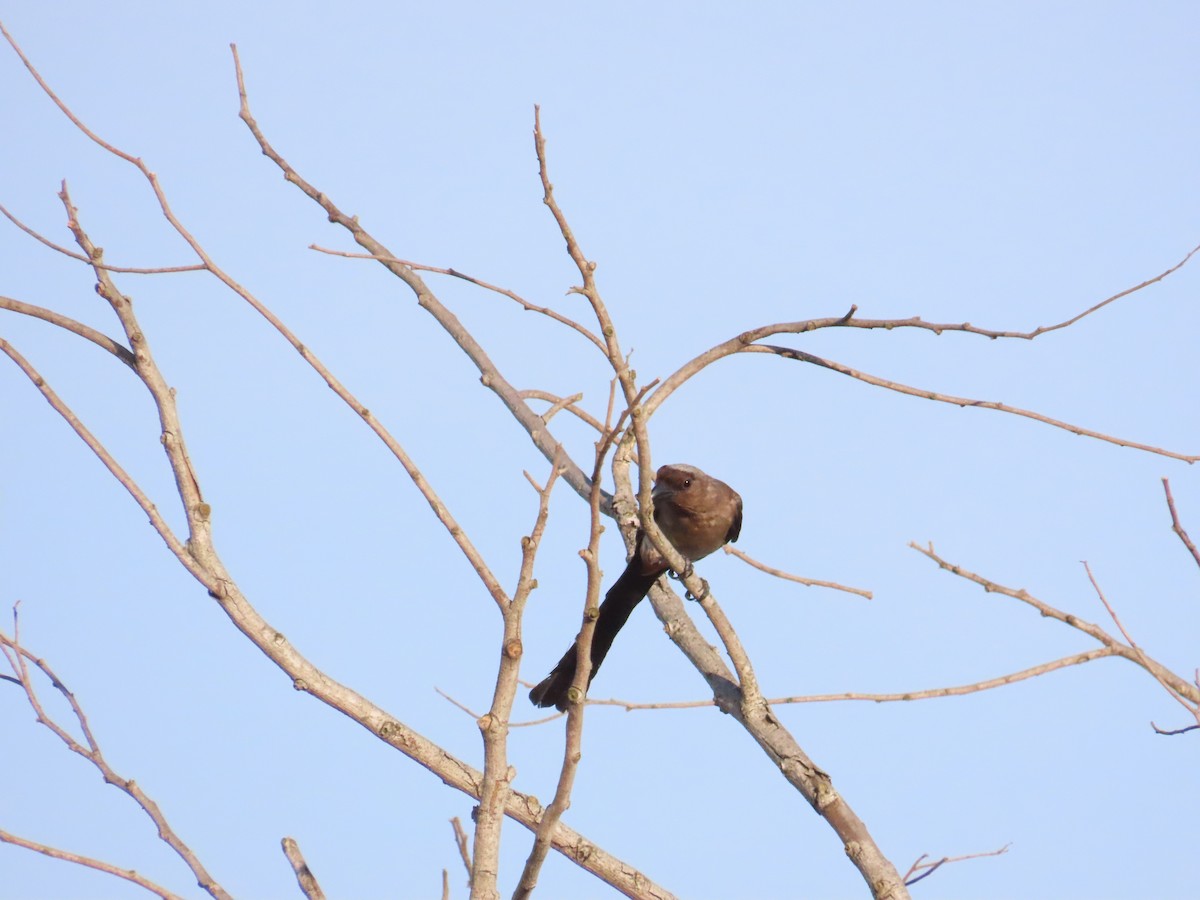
[231, 49, 604, 513]
[472, 462, 565, 900]
[514, 410, 624, 900]
[530, 107, 909, 900]
[744, 344, 1198, 463]
[0, 336, 199, 577]
[0, 201, 205, 273]
[0, 623, 231, 899]
[1082, 561, 1199, 725]
[913, 542, 1200, 711]
[0, 828, 184, 900]
[1027, 242, 1200, 336]
[724, 546, 873, 599]
[519, 389, 604, 432]
[309, 244, 605, 352]
[281, 837, 326, 900]
[0, 30, 682, 898]
[0, 295, 136, 368]
[586, 648, 1116, 710]
[903, 844, 1011, 886]
[1162, 478, 1200, 571]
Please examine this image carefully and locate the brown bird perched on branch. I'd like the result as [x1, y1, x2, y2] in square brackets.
[529, 464, 742, 710]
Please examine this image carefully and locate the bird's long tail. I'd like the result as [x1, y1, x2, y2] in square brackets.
[528, 560, 662, 710]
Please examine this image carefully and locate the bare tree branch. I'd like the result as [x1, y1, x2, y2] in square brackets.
[532, 108, 909, 900]
[745, 343, 1197, 463]
[903, 844, 1011, 886]
[0, 30, 682, 898]
[309, 245, 606, 352]
[281, 837, 326, 900]
[0, 201, 204, 273]
[586, 648, 1116, 710]
[1082, 561, 1199, 725]
[0, 622, 230, 900]
[1162, 478, 1200, 572]
[0, 295, 136, 368]
[514, 404, 631, 900]
[912, 542, 1200, 710]
[723, 545, 873, 599]
[471, 462, 565, 900]
[451, 817, 473, 892]
[230, 48, 605, 514]
[0, 828, 184, 900]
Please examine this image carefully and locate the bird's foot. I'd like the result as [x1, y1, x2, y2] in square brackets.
[684, 577, 711, 602]
[668, 562, 695, 583]
[669, 563, 708, 601]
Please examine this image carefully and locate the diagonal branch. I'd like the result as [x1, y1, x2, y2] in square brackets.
[0, 295, 136, 368]
[1, 625, 231, 900]
[724, 546, 873, 599]
[231, 48, 605, 513]
[1162, 478, 1200, 572]
[309, 245, 605, 353]
[0, 828, 184, 900]
[0, 201, 204, 273]
[912, 542, 1200, 707]
[746, 343, 1198, 463]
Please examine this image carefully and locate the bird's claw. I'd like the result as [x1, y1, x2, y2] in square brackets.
[668, 562, 695, 583]
[668, 563, 709, 600]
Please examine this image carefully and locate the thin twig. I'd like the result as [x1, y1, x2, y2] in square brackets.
[585, 649, 1116, 710]
[0, 201, 204, 273]
[913, 542, 1200, 707]
[0, 295, 136, 368]
[0, 829, 184, 900]
[1082, 561, 1198, 723]
[746, 344, 1198, 463]
[519, 389, 603, 431]
[0, 337, 200, 578]
[451, 818, 473, 889]
[0, 625, 231, 900]
[1162, 478, 1200, 571]
[638, 240, 1200, 456]
[724, 546, 873, 599]
[310, 245, 605, 352]
[903, 844, 1011, 886]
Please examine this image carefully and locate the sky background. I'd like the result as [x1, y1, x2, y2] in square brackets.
[2, 4, 1198, 899]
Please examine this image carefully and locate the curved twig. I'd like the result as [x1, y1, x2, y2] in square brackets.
[724, 546, 873, 599]
[586, 648, 1116, 711]
[0, 201, 204, 273]
[310, 245, 605, 352]
[912, 542, 1200, 706]
[0, 295, 136, 368]
[746, 343, 1198, 463]
[1, 629, 231, 899]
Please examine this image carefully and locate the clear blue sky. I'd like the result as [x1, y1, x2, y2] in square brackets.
[2, 4, 1198, 898]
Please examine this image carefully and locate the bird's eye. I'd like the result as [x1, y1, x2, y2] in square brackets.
[682, 478, 691, 487]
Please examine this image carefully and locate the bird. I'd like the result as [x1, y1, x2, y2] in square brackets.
[529, 463, 742, 710]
